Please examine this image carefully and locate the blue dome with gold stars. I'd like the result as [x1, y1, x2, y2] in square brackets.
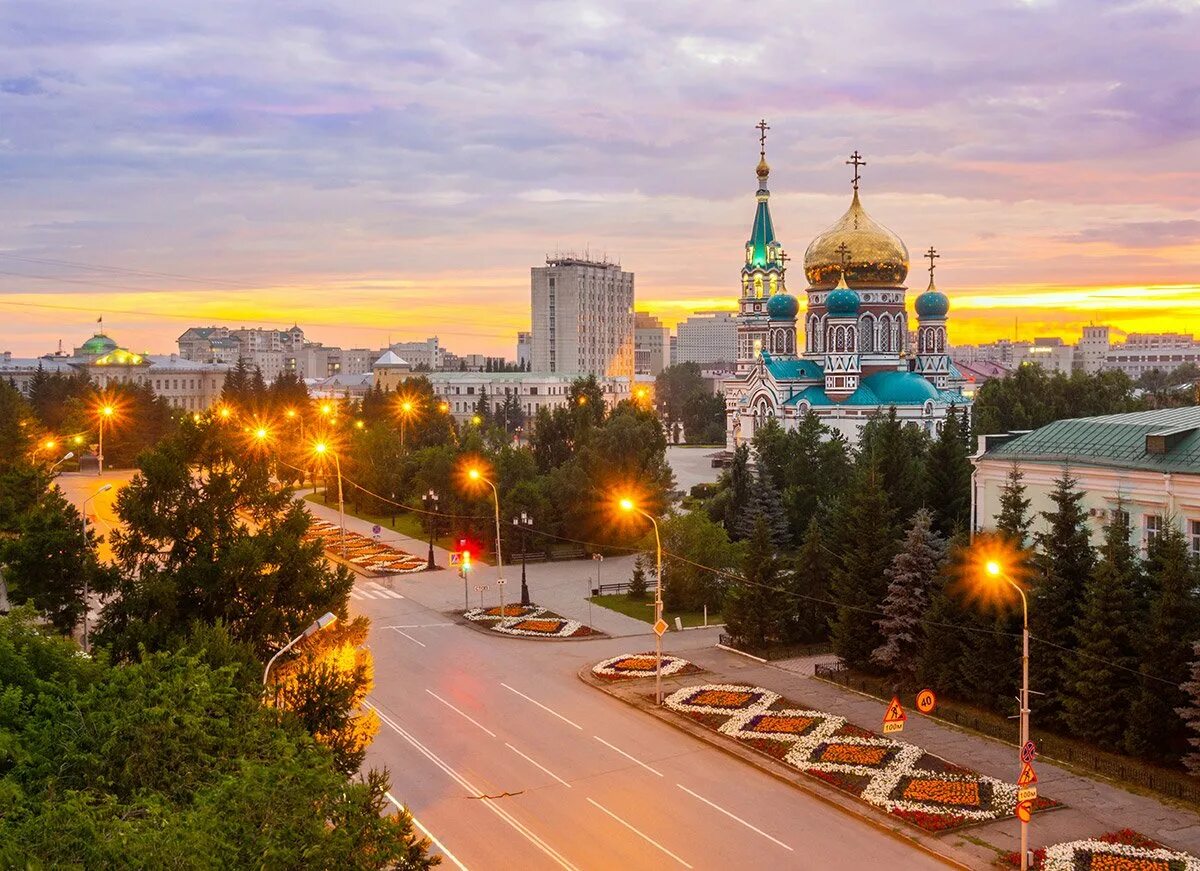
[767, 292, 799, 320]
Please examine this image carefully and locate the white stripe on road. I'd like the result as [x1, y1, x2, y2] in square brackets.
[593, 736, 663, 777]
[383, 791, 469, 871]
[349, 590, 365, 600]
[500, 683, 583, 730]
[675, 784, 794, 852]
[384, 623, 455, 629]
[585, 798, 692, 869]
[425, 689, 497, 738]
[356, 588, 381, 599]
[369, 582, 405, 599]
[367, 701, 580, 871]
[391, 627, 427, 647]
[506, 743, 572, 788]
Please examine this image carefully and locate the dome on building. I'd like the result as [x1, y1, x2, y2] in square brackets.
[80, 334, 117, 355]
[803, 191, 909, 289]
[915, 279, 950, 319]
[825, 273, 861, 317]
[766, 291, 799, 320]
[756, 155, 770, 183]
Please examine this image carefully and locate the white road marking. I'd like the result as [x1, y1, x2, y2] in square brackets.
[356, 588, 380, 599]
[367, 701, 579, 871]
[369, 582, 405, 599]
[425, 689, 497, 738]
[384, 623, 455, 629]
[383, 791, 469, 871]
[349, 590, 364, 600]
[676, 784, 794, 852]
[592, 735, 664, 777]
[506, 743, 572, 788]
[586, 798, 692, 868]
[500, 683, 583, 730]
[391, 627, 427, 647]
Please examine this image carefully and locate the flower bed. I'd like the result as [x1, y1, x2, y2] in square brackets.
[462, 605, 599, 638]
[1004, 829, 1200, 870]
[592, 653, 703, 681]
[663, 682, 1063, 834]
[303, 519, 427, 576]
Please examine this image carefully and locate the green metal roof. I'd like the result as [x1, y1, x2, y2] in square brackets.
[747, 196, 777, 269]
[986, 406, 1200, 474]
[763, 352, 823, 381]
[861, 371, 940, 404]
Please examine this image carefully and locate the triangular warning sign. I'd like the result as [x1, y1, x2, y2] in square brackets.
[1017, 761, 1038, 786]
[883, 696, 907, 724]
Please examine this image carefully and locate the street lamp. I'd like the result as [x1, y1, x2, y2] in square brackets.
[512, 512, 533, 606]
[262, 612, 338, 701]
[96, 404, 115, 475]
[423, 489, 439, 571]
[468, 468, 506, 616]
[81, 483, 113, 651]
[50, 451, 75, 474]
[985, 559, 1032, 871]
[398, 398, 416, 448]
[619, 497, 665, 705]
[313, 440, 345, 557]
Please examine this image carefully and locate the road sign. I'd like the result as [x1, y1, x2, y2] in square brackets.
[883, 696, 907, 734]
[916, 688, 937, 714]
[372, 524, 382, 536]
[653, 618, 668, 637]
[449, 553, 461, 566]
[1015, 799, 1033, 823]
[1021, 740, 1037, 764]
[1017, 785, 1038, 803]
[1017, 761, 1038, 787]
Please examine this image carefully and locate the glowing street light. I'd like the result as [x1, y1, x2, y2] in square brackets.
[81, 483, 113, 651]
[96, 403, 116, 476]
[619, 497, 665, 705]
[50, 451, 75, 473]
[438, 401, 450, 414]
[397, 397, 417, 448]
[262, 612, 338, 695]
[468, 468, 507, 617]
[313, 440, 346, 557]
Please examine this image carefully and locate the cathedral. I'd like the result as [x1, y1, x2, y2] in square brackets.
[724, 127, 970, 449]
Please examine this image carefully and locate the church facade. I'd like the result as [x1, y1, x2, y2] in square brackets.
[724, 133, 970, 449]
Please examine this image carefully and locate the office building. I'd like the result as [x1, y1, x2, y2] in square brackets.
[676, 312, 737, 367]
[634, 312, 671, 375]
[530, 255, 634, 377]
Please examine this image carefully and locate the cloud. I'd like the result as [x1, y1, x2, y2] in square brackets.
[0, 75, 47, 96]
[1062, 219, 1200, 248]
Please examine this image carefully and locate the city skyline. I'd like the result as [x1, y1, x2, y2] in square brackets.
[3, 0, 1199, 357]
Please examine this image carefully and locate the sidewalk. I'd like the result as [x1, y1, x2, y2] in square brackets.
[591, 642, 1200, 868]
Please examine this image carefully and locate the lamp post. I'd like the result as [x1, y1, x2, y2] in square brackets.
[423, 489, 439, 570]
[97, 404, 115, 475]
[50, 451, 75, 473]
[619, 498, 665, 705]
[986, 560, 1031, 871]
[512, 512, 533, 606]
[80, 484, 113, 651]
[263, 612, 338, 705]
[399, 399, 415, 449]
[314, 441, 345, 557]
[469, 469, 505, 614]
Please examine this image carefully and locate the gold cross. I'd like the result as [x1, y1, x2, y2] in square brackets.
[836, 243, 851, 268]
[846, 150, 866, 191]
[925, 245, 939, 280]
[756, 119, 770, 158]
[778, 249, 790, 281]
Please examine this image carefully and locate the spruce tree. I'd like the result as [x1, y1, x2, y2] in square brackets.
[735, 465, 791, 548]
[723, 517, 787, 651]
[786, 517, 834, 644]
[858, 407, 929, 525]
[1125, 526, 1200, 762]
[723, 443, 752, 536]
[1176, 641, 1200, 775]
[829, 460, 899, 671]
[627, 554, 649, 600]
[871, 509, 945, 683]
[917, 581, 971, 699]
[924, 411, 972, 538]
[1062, 510, 1140, 749]
[995, 462, 1033, 547]
[1030, 468, 1095, 727]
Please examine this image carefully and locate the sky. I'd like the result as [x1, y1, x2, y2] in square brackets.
[1, 0, 1199, 359]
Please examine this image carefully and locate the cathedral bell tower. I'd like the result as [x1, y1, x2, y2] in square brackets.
[823, 264, 861, 401]
[736, 119, 787, 374]
[914, 246, 951, 389]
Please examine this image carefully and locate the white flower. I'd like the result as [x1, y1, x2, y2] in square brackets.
[593, 653, 694, 678]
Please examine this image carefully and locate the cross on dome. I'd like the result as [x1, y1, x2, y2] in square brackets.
[756, 119, 770, 158]
[846, 150, 866, 191]
[925, 245, 939, 281]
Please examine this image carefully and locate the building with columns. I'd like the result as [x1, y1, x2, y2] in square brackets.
[723, 134, 970, 447]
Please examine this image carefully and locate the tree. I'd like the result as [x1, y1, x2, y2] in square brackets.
[628, 554, 649, 600]
[658, 510, 739, 612]
[1062, 510, 1140, 750]
[973, 366, 1138, 435]
[1176, 641, 1200, 775]
[857, 408, 928, 525]
[681, 391, 725, 444]
[871, 509, 945, 683]
[1029, 469, 1095, 727]
[655, 363, 709, 432]
[785, 517, 834, 644]
[829, 460, 899, 670]
[924, 410, 971, 537]
[568, 375, 605, 427]
[735, 465, 790, 548]
[723, 517, 788, 650]
[1124, 526, 1200, 762]
[723, 443, 752, 536]
[995, 462, 1033, 546]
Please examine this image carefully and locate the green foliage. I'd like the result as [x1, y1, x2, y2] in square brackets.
[871, 509, 945, 682]
[655, 363, 710, 432]
[972, 366, 1139, 435]
[723, 517, 788, 650]
[995, 462, 1033, 546]
[734, 464, 790, 548]
[722, 443, 752, 535]
[681, 390, 726, 444]
[924, 409, 971, 538]
[857, 408, 929, 526]
[659, 511, 740, 611]
[1177, 641, 1200, 775]
[25, 366, 93, 433]
[627, 554, 649, 600]
[785, 517, 834, 644]
[752, 415, 851, 542]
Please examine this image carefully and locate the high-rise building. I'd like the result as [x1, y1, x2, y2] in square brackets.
[530, 255, 634, 377]
[634, 312, 671, 375]
[675, 312, 737, 367]
[516, 332, 532, 370]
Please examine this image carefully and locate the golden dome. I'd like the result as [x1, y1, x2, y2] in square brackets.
[803, 190, 909, 288]
[756, 155, 770, 179]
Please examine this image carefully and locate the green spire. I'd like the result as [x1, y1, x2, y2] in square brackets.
[748, 196, 777, 269]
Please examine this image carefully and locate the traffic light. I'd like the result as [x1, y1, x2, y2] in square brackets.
[457, 538, 472, 574]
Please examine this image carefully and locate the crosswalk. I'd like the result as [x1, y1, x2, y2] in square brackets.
[349, 581, 406, 601]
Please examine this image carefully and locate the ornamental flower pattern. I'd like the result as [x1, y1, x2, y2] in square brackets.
[664, 682, 1057, 833]
[463, 605, 598, 638]
[303, 520, 427, 575]
[592, 653, 702, 680]
[1005, 829, 1200, 870]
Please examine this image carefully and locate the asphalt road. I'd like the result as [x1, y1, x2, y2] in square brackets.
[351, 572, 952, 870]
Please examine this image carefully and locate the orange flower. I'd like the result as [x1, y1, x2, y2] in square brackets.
[690, 690, 756, 708]
[752, 715, 815, 735]
[511, 619, 563, 633]
[820, 744, 889, 765]
[902, 779, 981, 807]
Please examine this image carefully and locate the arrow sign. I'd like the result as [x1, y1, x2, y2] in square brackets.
[1018, 761, 1038, 787]
[883, 696, 907, 734]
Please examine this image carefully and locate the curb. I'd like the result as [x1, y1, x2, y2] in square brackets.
[453, 611, 611, 642]
[577, 666, 977, 870]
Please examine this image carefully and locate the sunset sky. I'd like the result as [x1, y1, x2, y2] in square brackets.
[2, 0, 1198, 359]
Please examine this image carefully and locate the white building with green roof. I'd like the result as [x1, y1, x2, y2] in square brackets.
[973, 406, 1200, 555]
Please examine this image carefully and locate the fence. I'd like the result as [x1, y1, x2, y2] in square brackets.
[718, 634, 834, 662]
[813, 663, 1200, 806]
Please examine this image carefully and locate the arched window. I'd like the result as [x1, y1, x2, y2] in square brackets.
[860, 314, 875, 353]
[808, 315, 819, 352]
[936, 327, 946, 353]
[878, 314, 892, 352]
[847, 327, 856, 352]
[754, 275, 763, 298]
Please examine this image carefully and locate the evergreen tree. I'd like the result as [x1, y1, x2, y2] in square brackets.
[1062, 509, 1140, 749]
[917, 581, 970, 699]
[995, 462, 1033, 546]
[220, 357, 252, 405]
[723, 443, 752, 536]
[1125, 526, 1200, 761]
[473, 389, 491, 426]
[1029, 468, 1095, 727]
[857, 407, 929, 525]
[786, 517, 834, 644]
[627, 554, 649, 600]
[924, 411, 972, 538]
[723, 517, 787, 650]
[735, 465, 790, 548]
[829, 459, 899, 670]
[1176, 641, 1200, 775]
[871, 509, 945, 682]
